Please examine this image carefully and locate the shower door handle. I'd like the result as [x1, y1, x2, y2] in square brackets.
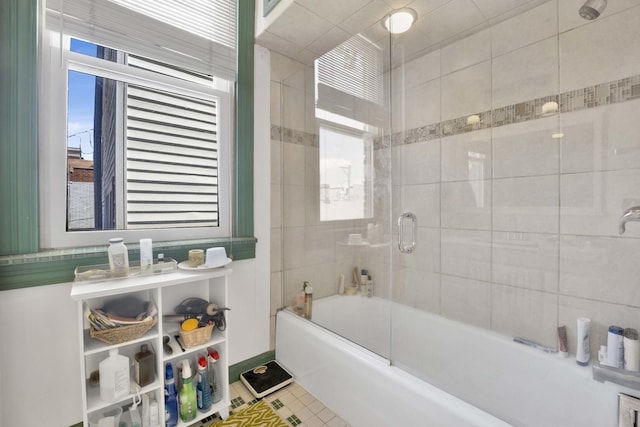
[397, 212, 417, 254]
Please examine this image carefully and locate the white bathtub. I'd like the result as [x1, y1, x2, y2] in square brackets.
[276, 295, 633, 427]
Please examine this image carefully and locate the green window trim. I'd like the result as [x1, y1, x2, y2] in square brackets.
[0, 0, 256, 290]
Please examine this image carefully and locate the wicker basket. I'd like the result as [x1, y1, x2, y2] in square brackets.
[90, 318, 157, 345]
[179, 323, 214, 348]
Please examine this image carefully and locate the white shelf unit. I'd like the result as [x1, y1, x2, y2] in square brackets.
[71, 268, 231, 426]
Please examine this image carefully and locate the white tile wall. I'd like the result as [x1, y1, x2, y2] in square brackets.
[394, 268, 441, 312]
[491, 284, 558, 348]
[440, 228, 491, 281]
[282, 185, 306, 227]
[397, 139, 441, 184]
[442, 180, 492, 230]
[396, 49, 441, 90]
[441, 274, 491, 328]
[441, 60, 492, 120]
[560, 98, 640, 174]
[560, 170, 640, 238]
[492, 37, 558, 109]
[492, 116, 559, 178]
[492, 231, 559, 293]
[395, 78, 440, 130]
[441, 28, 491, 75]
[441, 129, 492, 182]
[492, 175, 559, 233]
[559, 235, 640, 307]
[400, 227, 440, 272]
[559, 5, 640, 93]
[399, 183, 440, 228]
[491, 0, 557, 58]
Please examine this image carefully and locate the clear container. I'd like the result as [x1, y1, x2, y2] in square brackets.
[108, 238, 129, 277]
[88, 406, 122, 427]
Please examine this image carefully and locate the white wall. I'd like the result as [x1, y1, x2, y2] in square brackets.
[0, 44, 272, 427]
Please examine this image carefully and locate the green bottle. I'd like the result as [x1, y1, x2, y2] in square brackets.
[179, 360, 197, 422]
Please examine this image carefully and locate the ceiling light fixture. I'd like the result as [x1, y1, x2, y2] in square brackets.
[383, 8, 417, 34]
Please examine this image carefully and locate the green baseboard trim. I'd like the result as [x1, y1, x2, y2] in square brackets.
[0, 237, 256, 291]
[228, 350, 276, 383]
[69, 423, 82, 427]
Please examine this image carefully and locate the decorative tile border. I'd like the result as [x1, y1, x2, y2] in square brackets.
[273, 73, 640, 148]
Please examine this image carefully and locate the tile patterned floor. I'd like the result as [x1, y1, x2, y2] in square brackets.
[192, 380, 352, 427]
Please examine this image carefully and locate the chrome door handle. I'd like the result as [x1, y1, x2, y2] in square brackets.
[397, 211, 417, 254]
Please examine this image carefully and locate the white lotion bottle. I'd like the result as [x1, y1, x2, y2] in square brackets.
[139, 238, 153, 274]
[576, 317, 591, 366]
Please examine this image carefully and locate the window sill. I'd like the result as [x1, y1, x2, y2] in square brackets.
[0, 236, 256, 291]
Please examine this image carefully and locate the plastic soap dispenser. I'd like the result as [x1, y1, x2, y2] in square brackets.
[164, 363, 179, 427]
[99, 348, 130, 402]
[196, 354, 212, 411]
[179, 359, 197, 422]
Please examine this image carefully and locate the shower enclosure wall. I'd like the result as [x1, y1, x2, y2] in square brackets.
[268, 0, 640, 422]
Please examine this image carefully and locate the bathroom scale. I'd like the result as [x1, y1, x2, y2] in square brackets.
[240, 360, 294, 398]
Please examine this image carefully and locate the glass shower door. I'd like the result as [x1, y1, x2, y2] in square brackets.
[277, 28, 395, 360]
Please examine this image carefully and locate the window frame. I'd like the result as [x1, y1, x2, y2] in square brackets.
[0, 0, 256, 290]
[40, 29, 233, 249]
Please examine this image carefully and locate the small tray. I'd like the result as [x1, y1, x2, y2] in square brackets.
[74, 258, 178, 283]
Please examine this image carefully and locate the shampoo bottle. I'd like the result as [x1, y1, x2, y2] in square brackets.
[576, 317, 591, 366]
[179, 360, 197, 422]
[99, 348, 130, 402]
[164, 363, 179, 427]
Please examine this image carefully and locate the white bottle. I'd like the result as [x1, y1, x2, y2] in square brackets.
[576, 317, 591, 366]
[99, 348, 131, 402]
[108, 238, 129, 277]
[149, 398, 159, 427]
[139, 238, 153, 275]
[141, 393, 150, 427]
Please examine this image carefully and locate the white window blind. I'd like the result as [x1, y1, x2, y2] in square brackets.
[46, 0, 237, 80]
[316, 34, 383, 106]
[125, 55, 220, 229]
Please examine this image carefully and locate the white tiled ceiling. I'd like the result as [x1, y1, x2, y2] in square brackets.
[256, 0, 550, 65]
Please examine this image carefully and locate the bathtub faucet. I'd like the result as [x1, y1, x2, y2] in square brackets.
[619, 206, 640, 235]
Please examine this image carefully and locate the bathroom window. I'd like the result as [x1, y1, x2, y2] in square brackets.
[41, 0, 235, 248]
[315, 33, 381, 222]
[319, 125, 373, 222]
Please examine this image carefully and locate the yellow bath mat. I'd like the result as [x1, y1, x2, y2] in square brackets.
[207, 400, 288, 427]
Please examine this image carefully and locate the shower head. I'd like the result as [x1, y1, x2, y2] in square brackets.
[579, 0, 607, 20]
